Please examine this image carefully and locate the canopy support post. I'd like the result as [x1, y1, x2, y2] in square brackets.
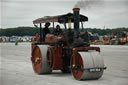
[40, 23, 43, 42]
[64, 21, 67, 32]
[53, 22, 55, 34]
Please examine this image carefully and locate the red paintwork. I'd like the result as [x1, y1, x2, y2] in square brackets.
[31, 46, 42, 74]
[72, 52, 83, 80]
[45, 34, 64, 44]
[45, 34, 57, 44]
[48, 46, 63, 70]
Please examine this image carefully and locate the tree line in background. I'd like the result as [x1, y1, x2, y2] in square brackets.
[0, 27, 128, 37]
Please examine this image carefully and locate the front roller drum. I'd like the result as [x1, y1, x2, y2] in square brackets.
[71, 51, 104, 80]
[31, 45, 52, 74]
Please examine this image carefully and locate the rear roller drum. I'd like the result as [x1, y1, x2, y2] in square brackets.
[31, 45, 52, 74]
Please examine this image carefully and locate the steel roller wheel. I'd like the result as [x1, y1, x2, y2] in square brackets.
[71, 51, 104, 80]
[31, 45, 52, 74]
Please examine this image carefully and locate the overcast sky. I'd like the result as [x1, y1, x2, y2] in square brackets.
[1, 0, 128, 29]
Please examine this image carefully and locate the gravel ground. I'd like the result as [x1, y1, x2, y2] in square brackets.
[0, 43, 128, 85]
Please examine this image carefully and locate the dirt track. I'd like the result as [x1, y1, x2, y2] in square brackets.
[0, 43, 128, 85]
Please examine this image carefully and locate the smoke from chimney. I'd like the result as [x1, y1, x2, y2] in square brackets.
[74, 0, 104, 10]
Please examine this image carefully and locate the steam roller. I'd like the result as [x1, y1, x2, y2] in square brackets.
[31, 8, 106, 80]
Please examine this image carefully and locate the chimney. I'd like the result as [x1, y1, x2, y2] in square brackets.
[73, 8, 80, 39]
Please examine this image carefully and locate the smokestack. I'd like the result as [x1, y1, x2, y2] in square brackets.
[73, 8, 80, 39]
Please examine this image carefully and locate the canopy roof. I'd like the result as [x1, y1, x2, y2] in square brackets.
[33, 13, 88, 24]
